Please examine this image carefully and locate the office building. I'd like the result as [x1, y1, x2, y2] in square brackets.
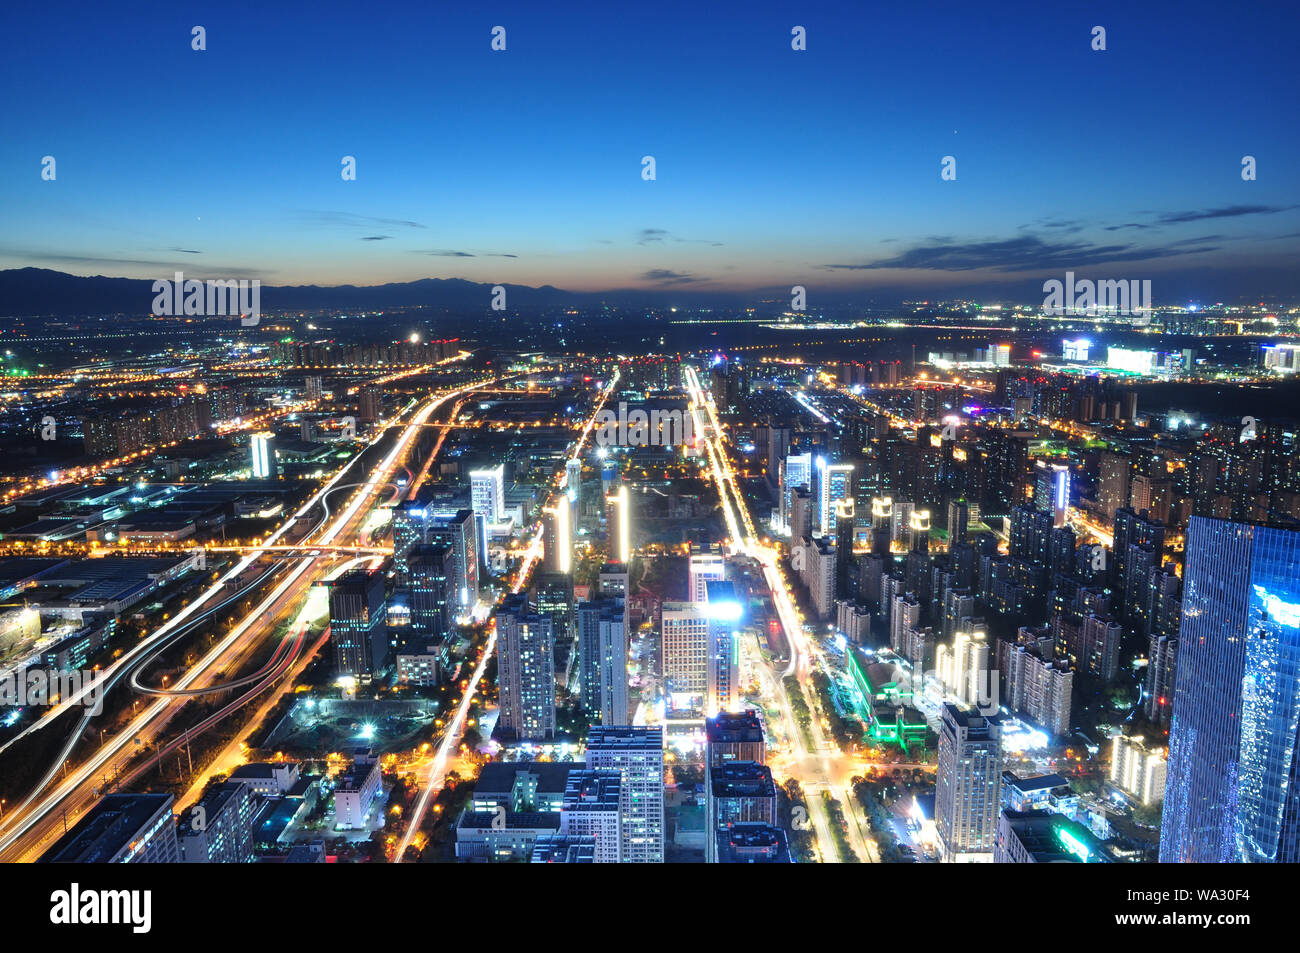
[703, 579, 742, 716]
[705, 710, 766, 771]
[177, 781, 258, 863]
[329, 568, 388, 678]
[661, 600, 708, 714]
[576, 598, 627, 726]
[39, 793, 180, 863]
[780, 452, 813, 531]
[1161, 518, 1300, 863]
[688, 551, 727, 603]
[715, 822, 792, 863]
[336, 750, 383, 830]
[817, 459, 854, 534]
[250, 431, 277, 479]
[469, 463, 505, 526]
[705, 761, 777, 863]
[407, 543, 451, 636]
[995, 809, 1112, 863]
[428, 509, 480, 611]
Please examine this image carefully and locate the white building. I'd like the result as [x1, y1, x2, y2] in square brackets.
[1004, 646, 1073, 737]
[1110, 734, 1166, 805]
[937, 625, 991, 710]
[335, 752, 382, 830]
[250, 431, 277, 479]
[469, 464, 505, 525]
[688, 552, 726, 604]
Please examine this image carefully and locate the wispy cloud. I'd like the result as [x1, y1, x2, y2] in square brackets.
[642, 268, 707, 285]
[822, 234, 1222, 273]
[291, 210, 427, 230]
[637, 228, 722, 246]
[411, 249, 518, 258]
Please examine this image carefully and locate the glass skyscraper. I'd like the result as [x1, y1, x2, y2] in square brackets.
[1160, 516, 1300, 863]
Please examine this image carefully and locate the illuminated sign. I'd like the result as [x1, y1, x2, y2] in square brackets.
[1106, 346, 1157, 376]
[1057, 827, 1091, 862]
[1063, 339, 1091, 362]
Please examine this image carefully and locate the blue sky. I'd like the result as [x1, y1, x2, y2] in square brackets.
[1, 0, 1297, 300]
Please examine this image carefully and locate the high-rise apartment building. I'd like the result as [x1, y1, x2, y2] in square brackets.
[936, 704, 1003, 862]
[586, 726, 664, 863]
[495, 594, 556, 742]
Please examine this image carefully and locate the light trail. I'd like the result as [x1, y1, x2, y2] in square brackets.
[0, 377, 494, 858]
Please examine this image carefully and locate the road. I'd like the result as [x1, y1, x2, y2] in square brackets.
[0, 376, 494, 861]
[683, 364, 876, 862]
[395, 370, 619, 861]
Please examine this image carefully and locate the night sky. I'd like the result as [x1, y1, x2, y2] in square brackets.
[2, 0, 1297, 302]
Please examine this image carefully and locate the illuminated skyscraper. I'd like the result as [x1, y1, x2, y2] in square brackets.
[661, 601, 708, 714]
[576, 598, 627, 726]
[817, 459, 854, 534]
[250, 431, 277, 479]
[607, 483, 632, 563]
[1160, 517, 1300, 863]
[470, 463, 505, 526]
[780, 452, 812, 532]
[543, 496, 571, 574]
[329, 568, 388, 678]
[703, 580, 741, 716]
[565, 458, 582, 502]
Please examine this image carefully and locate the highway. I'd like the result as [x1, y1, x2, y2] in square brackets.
[0, 375, 494, 861]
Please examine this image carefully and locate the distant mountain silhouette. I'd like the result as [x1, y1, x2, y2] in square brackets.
[0, 268, 595, 316]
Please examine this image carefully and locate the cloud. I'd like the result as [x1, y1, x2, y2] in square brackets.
[642, 268, 707, 285]
[821, 234, 1222, 273]
[360, 235, 391, 241]
[411, 249, 518, 258]
[637, 228, 722, 246]
[170, 247, 203, 254]
[1155, 204, 1297, 225]
[292, 210, 427, 230]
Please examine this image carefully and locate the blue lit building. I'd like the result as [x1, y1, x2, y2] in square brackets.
[1160, 517, 1300, 863]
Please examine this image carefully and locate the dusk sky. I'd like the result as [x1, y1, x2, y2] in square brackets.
[2, 0, 1298, 302]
